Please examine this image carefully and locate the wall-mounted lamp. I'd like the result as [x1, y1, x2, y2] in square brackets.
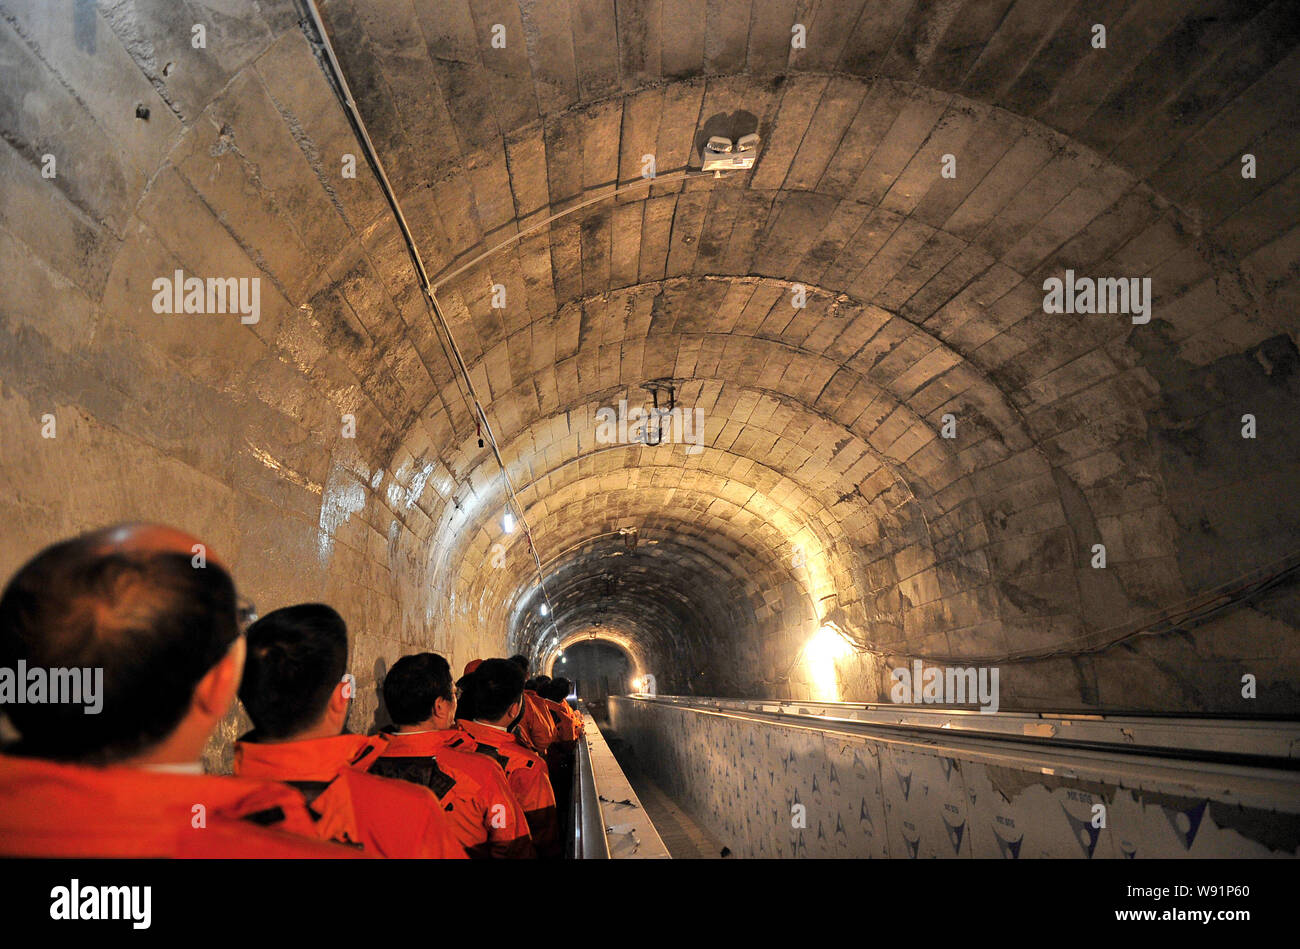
[639, 380, 677, 446]
[619, 526, 639, 550]
[702, 133, 761, 176]
[631, 673, 657, 696]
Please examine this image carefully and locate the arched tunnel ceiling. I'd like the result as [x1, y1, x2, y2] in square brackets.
[297, 0, 1300, 692]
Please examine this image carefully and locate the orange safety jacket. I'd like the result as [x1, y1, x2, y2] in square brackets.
[513, 690, 556, 755]
[540, 697, 581, 743]
[233, 732, 466, 859]
[371, 728, 535, 859]
[449, 720, 560, 858]
[0, 753, 361, 858]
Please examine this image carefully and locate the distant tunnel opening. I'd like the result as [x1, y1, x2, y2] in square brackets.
[554, 640, 633, 706]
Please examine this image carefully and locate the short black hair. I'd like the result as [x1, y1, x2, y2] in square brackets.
[0, 529, 239, 764]
[453, 672, 477, 722]
[543, 677, 572, 703]
[463, 658, 524, 721]
[239, 604, 348, 740]
[383, 653, 453, 726]
[525, 674, 551, 692]
[508, 654, 529, 674]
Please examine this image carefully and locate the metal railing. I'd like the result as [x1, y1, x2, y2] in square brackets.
[568, 705, 671, 858]
[614, 695, 1300, 814]
[570, 720, 609, 859]
[632, 695, 1300, 765]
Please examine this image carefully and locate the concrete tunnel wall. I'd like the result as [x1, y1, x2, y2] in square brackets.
[0, 1, 1298, 770]
[607, 696, 1300, 858]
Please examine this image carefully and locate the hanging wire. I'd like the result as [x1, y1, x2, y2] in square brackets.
[298, 0, 712, 646]
[298, 0, 559, 636]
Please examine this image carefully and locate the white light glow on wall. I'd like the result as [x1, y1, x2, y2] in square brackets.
[805, 623, 851, 701]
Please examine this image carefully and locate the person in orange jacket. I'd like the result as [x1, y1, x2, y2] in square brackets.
[0, 524, 357, 858]
[233, 604, 465, 859]
[452, 658, 561, 858]
[508, 654, 556, 754]
[536, 676, 582, 743]
[532, 675, 582, 820]
[371, 652, 535, 858]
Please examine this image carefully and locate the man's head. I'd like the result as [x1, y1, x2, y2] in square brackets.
[0, 523, 245, 765]
[383, 653, 456, 731]
[462, 658, 525, 727]
[239, 604, 349, 742]
[508, 654, 529, 675]
[543, 677, 572, 703]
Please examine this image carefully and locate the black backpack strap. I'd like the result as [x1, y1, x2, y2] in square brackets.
[370, 755, 458, 800]
[285, 779, 335, 818]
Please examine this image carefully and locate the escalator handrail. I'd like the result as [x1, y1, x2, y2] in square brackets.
[571, 710, 610, 859]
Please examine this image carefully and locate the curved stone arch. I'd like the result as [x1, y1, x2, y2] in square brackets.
[358, 48, 1289, 676]
[485, 493, 835, 697]
[474, 282, 1042, 516]
[426, 447, 845, 596]
[315, 6, 1299, 707]
[484, 476, 832, 642]
[427, 432, 881, 645]
[426, 371, 942, 576]
[513, 511, 817, 611]
[426, 371, 1055, 657]
[542, 630, 646, 684]
[409, 270, 1058, 551]
[519, 557, 747, 676]
[522, 525, 816, 649]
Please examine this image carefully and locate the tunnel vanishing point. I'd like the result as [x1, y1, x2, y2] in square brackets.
[0, 0, 1298, 859]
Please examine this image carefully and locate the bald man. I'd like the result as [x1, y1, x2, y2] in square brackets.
[0, 524, 356, 857]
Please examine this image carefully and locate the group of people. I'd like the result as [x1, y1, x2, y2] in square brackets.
[0, 523, 583, 859]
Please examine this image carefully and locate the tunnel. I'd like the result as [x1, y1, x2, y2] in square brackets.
[0, 0, 1298, 878]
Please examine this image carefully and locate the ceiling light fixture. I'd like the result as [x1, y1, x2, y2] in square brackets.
[702, 133, 761, 176]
